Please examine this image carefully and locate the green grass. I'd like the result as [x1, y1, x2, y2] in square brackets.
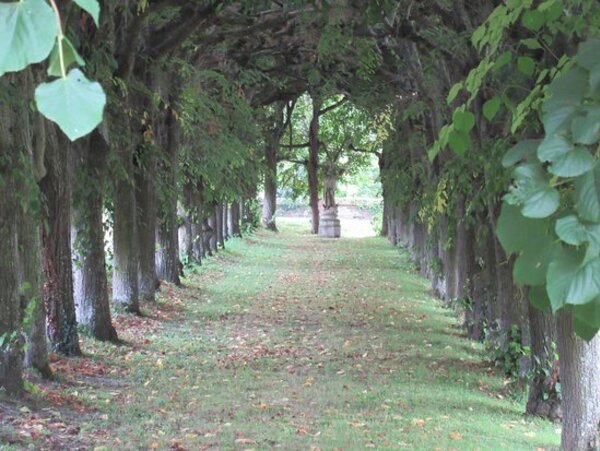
[1, 218, 560, 450]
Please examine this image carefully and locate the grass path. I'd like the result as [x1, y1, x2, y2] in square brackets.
[2, 219, 559, 450]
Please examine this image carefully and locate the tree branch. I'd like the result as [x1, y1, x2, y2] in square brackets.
[349, 144, 382, 158]
[149, 0, 224, 59]
[318, 96, 348, 116]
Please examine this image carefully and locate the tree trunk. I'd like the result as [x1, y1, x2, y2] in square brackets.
[556, 310, 600, 451]
[71, 134, 117, 342]
[0, 102, 24, 394]
[40, 128, 81, 356]
[190, 185, 204, 262]
[230, 200, 241, 237]
[262, 140, 278, 231]
[387, 204, 398, 245]
[208, 208, 218, 253]
[113, 144, 140, 313]
[527, 304, 561, 421]
[222, 201, 230, 240]
[243, 185, 258, 229]
[135, 152, 158, 302]
[380, 195, 389, 237]
[179, 183, 194, 265]
[155, 107, 181, 285]
[20, 216, 52, 378]
[439, 214, 455, 304]
[215, 201, 225, 249]
[203, 216, 214, 257]
[11, 70, 52, 378]
[308, 99, 321, 234]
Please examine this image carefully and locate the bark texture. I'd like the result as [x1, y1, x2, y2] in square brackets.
[216, 201, 225, 249]
[20, 216, 52, 378]
[556, 310, 600, 451]
[135, 152, 158, 302]
[40, 127, 81, 356]
[155, 106, 181, 285]
[208, 209, 218, 252]
[229, 200, 241, 237]
[307, 99, 321, 234]
[13, 70, 51, 377]
[526, 305, 561, 421]
[71, 134, 117, 342]
[262, 140, 278, 231]
[0, 89, 24, 393]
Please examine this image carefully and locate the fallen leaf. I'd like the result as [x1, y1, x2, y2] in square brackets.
[449, 431, 463, 440]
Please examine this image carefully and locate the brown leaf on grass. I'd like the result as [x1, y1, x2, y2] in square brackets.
[412, 418, 426, 428]
[449, 431, 463, 440]
[349, 421, 366, 428]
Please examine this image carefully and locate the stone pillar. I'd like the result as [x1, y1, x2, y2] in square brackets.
[318, 206, 341, 238]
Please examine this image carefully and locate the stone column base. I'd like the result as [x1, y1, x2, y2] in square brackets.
[318, 209, 341, 238]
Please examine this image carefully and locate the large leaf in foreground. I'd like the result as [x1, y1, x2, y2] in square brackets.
[35, 69, 106, 141]
[0, 0, 57, 76]
[547, 247, 600, 312]
[73, 0, 100, 26]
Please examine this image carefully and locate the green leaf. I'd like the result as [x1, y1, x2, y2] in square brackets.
[547, 247, 581, 312]
[567, 258, 600, 305]
[446, 83, 463, 105]
[504, 163, 560, 218]
[573, 300, 600, 340]
[483, 97, 501, 121]
[547, 67, 589, 103]
[448, 129, 470, 155]
[521, 38, 542, 50]
[556, 215, 590, 246]
[514, 238, 558, 285]
[453, 110, 476, 133]
[539, 0, 563, 22]
[547, 246, 600, 310]
[496, 203, 549, 254]
[572, 314, 599, 341]
[543, 67, 589, 134]
[517, 56, 535, 76]
[471, 25, 486, 50]
[543, 104, 576, 136]
[549, 147, 595, 178]
[497, 204, 557, 286]
[47, 36, 85, 77]
[521, 189, 560, 218]
[537, 134, 594, 177]
[502, 139, 540, 167]
[35, 68, 106, 141]
[577, 38, 600, 71]
[494, 51, 512, 71]
[522, 10, 545, 31]
[571, 107, 600, 145]
[590, 64, 600, 96]
[529, 286, 551, 311]
[575, 166, 600, 222]
[537, 134, 572, 162]
[0, 0, 57, 76]
[74, 0, 100, 26]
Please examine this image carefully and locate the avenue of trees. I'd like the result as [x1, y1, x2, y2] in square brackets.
[1, 1, 600, 449]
